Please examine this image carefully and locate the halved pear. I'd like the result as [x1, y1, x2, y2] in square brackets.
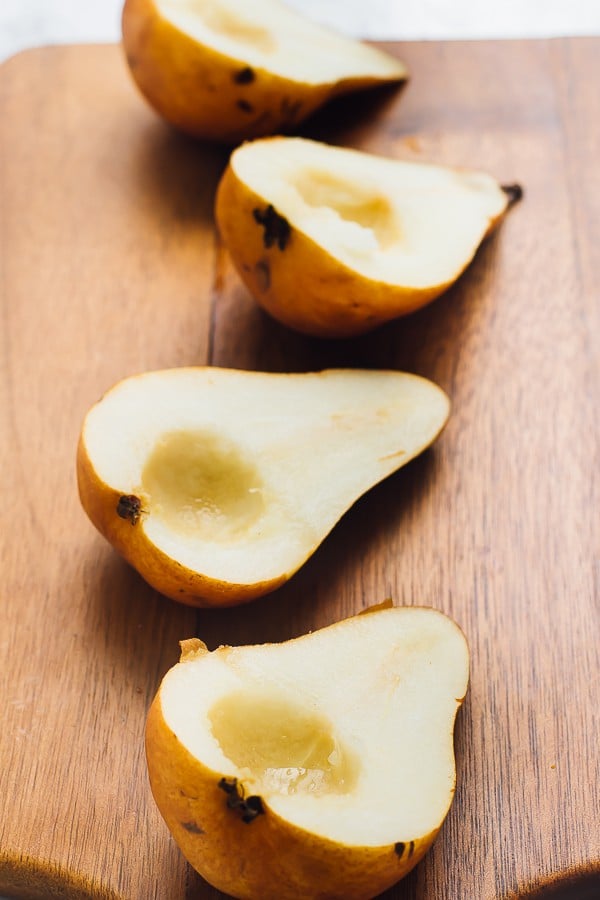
[146, 604, 470, 899]
[121, 0, 406, 142]
[77, 367, 449, 607]
[215, 136, 522, 337]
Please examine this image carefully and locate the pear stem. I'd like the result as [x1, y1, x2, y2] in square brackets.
[501, 183, 524, 207]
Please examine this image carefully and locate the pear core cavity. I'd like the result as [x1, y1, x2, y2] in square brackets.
[292, 168, 400, 251]
[208, 688, 359, 796]
[141, 429, 265, 541]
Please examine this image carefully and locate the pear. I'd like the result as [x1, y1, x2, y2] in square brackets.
[146, 604, 470, 899]
[77, 367, 449, 606]
[121, 0, 406, 142]
[215, 136, 522, 337]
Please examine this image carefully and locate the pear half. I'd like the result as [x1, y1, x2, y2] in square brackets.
[146, 605, 470, 899]
[77, 367, 449, 606]
[121, 0, 406, 142]
[216, 136, 522, 337]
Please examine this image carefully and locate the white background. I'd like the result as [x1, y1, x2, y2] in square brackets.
[1, 0, 599, 63]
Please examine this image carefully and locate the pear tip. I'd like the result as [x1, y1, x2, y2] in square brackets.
[501, 183, 524, 207]
[359, 598, 395, 616]
[179, 638, 209, 661]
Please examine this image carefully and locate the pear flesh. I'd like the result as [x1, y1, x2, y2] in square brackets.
[146, 605, 470, 899]
[216, 137, 517, 336]
[156, 0, 405, 85]
[77, 367, 449, 606]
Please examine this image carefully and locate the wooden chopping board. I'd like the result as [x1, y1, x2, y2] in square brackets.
[0, 38, 598, 900]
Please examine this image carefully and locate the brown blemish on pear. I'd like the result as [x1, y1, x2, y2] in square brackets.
[181, 820, 204, 834]
[253, 204, 291, 250]
[233, 66, 256, 84]
[218, 777, 265, 824]
[116, 494, 142, 525]
[254, 259, 271, 291]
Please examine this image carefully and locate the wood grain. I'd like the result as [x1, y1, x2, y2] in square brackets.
[0, 39, 598, 900]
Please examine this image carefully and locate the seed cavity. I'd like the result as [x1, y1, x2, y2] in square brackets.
[292, 169, 399, 251]
[140, 429, 264, 542]
[210, 689, 358, 798]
